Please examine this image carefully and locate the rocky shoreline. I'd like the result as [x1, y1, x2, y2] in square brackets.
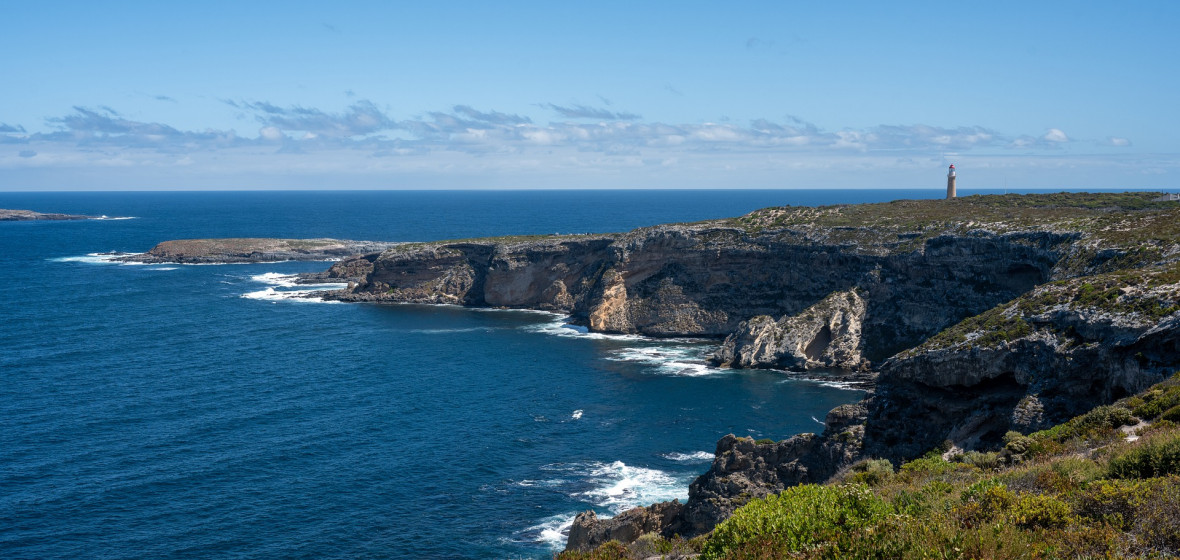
[290, 192, 1180, 551]
[112, 238, 402, 264]
[124, 193, 1180, 551]
[1, 208, 100, 221]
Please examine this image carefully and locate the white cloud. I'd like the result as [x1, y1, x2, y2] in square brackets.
[7, 100, 1171, 190]
[1043, 128, 1069, 143]
[259, 126, 285, 141]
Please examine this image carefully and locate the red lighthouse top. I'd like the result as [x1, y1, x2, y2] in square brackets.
[949, 164, 955, 169]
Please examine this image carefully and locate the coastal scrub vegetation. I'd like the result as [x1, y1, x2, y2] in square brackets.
[558, 373, 1180, 559]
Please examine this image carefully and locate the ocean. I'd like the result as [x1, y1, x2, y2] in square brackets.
[0, 189, 1019, 559]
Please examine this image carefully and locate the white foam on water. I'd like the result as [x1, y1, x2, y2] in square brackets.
[522, 460, 692, 549]
[521, 513, 578, 549]
[573, 461, 690, 514]
[777, 377, 867, 392]
[241, 272, 347, 303]
[571, 409, 583, 420]
[661, 451, 715, 463]
[146, 267, 178, 271]
[50, 252, 146, 265]
[523, 316, 646, 342]
[93, 216, 136, 220]
[605, 345, 718, 377]
[250, 272, 302, 287]
[240, 287, 345, 304]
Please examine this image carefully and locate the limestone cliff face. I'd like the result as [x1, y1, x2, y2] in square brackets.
[711, 289, 868, 370]
[862, 268, 1180, 462]
[329, 225, 1067, 357]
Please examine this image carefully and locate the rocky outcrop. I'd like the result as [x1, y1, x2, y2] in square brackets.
[566, 404, 869, 551]
[861, 268, 1180, 462]
[114, 238, 401, 264]
[711, 288, 868, 370]
[566, 501, 685, 552]
[0, 208, 96, 220]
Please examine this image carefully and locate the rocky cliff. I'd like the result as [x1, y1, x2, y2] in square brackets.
[114, 238, 401, 264]
[311, 192, 1180, 550]
[1, 208, 96, 220]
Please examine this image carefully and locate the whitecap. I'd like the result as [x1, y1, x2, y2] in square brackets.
[520, 513, 578, 549]
[50, 252, 145, 265]
[521, 461, 693, 549]
[250, 272, 302, 287]
[522, 316, 645, 341]
[93, 216, 136, 220]
[571, 409, 583, 420]
[605, 345, 718, 377]
[573, 460, 690, 514]
[240, 287, 344, 304]
[661, 451, 715, 463]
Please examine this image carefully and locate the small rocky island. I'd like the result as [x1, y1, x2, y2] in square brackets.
[295, 191, 1180, 554]
[114, 238, 401, 264]
[0, 208, 99, 221]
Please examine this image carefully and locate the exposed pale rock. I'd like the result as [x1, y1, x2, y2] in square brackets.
[711, 289, 868, 370]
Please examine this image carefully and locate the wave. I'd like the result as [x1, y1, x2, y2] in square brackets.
[661, 451, 715, 463]
[50, 252, 145, 265]
[777, 378, 866, 391]
[519, 460, 692, 549]
[93, 216, 137, 220]
[250, 272, 303, 287]
[240, 287, 345, 304]
[523, 316, 646, 342]
[571, 409, 583, 420]
[520, 513, 578, 549]
[605, 345, 718, 377]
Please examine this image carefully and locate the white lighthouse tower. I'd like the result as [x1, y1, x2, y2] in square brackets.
[946, 164, 957, 199]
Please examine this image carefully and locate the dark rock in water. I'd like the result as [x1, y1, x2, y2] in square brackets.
[566, 501, 685, 552]
[0, 208, 96, 221]
[114, 238, 401, 264]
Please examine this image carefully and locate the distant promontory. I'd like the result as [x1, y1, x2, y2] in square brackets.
[113, 238, 401, 264]
[0, 208, 97, 221]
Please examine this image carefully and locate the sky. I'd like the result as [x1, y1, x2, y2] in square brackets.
[1, 1, 1177, 190]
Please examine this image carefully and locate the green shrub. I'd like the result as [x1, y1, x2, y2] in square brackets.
[1107, 428, 1180, 479]
[843, 458, 894, 487]
[556, 540, 628, 560]
[899, 453, 960, 478]
[1162, 404, 1180, 423]
[952, 450, 1003, 471]
[1131, 384, 1180, 420]
[754, 438, 775, 445]
[700, 484, 891, 560]
[1008, 493, 1072, 529]
[1031, 405, 1135, 445]
[1075, 479, 1148, 529]
[1004, 430, 1034, 455]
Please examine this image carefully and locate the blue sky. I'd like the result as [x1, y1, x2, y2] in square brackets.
[1, 1, 1176, 190]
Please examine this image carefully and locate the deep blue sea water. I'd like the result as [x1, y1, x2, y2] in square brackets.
[0, 189, 1103, 559]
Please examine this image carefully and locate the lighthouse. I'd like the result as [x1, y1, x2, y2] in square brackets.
[946, 164, 957, 199]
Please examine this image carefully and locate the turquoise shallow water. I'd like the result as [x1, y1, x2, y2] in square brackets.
[0, 189, 975, 559]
